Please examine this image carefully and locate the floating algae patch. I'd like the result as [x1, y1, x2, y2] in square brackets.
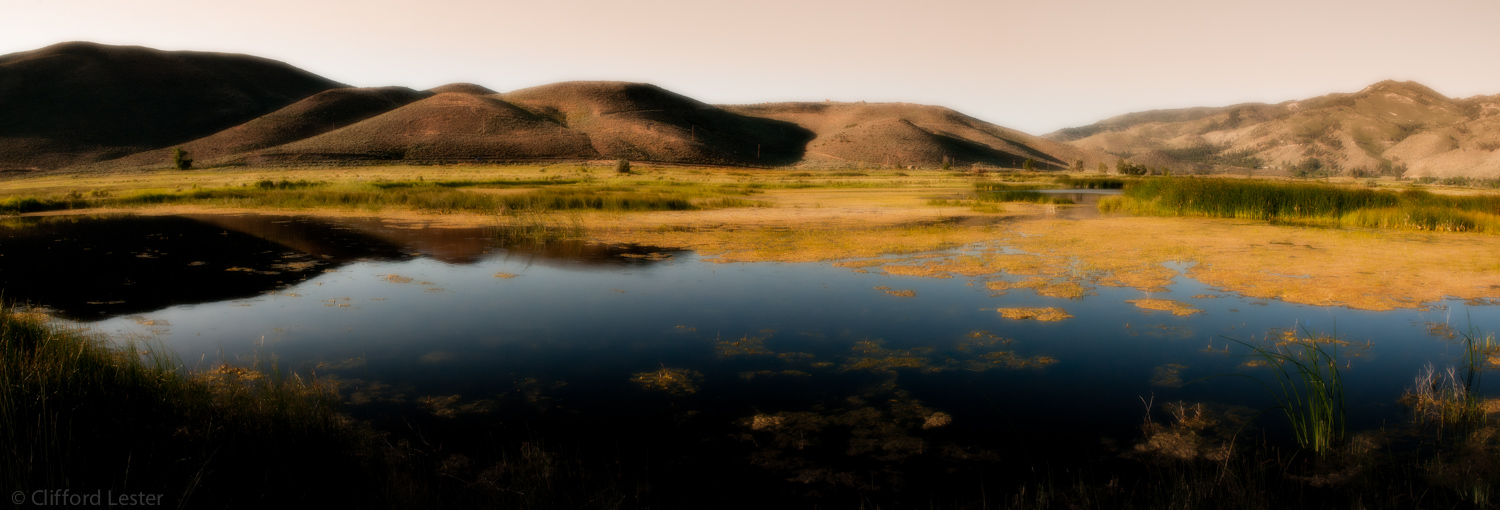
[493, 272, 520, 279]
[716, 335, 774, 357]
[1130, 401, 1256, 463]
[956, 330, 1012, 351]
[1149, 364, 1189, 388]
[996, 307, 1073, 321]
[383, 274, 415, 284]
[630, 367, 703, 396]
[882, 264, 954, 279]
[1124, 323, 1195, 339]
[735, 388, 986, 492]
[840, 339, 938, 374]
[418, 394, 498, 418]
[952, 350, 1057, 371]
[738, 370, 812, 381]
[1125, 298, 1202, 316]
[884, 289, 917, 297]
[1035, 280, 1094, 300]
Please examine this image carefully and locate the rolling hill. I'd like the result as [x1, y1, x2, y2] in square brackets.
[0, 41, 344, 171]
[1047, 81, 1500, 178]
[1, 42, 1111, 172]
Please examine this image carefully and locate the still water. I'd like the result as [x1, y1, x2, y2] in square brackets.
[3, 212, 1495, 505]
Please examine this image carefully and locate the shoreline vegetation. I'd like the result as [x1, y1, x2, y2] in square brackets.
[0, 303, 643, 509]
[7, 165, 1500, 507]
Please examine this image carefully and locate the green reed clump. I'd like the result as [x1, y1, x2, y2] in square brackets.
[1106, 177, 1500, 234]
[370, 178, 579, 189]
[1229, 328, 1346, 456]
[496, 188, 696, 212]
[976, 190, 1075, 205]
[1054, 176, 1126, 189]
[0, 196, 79, 214]
[1120, 178, 1397, 220]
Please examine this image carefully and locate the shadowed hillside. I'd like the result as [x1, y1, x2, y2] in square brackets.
[726, 102, 1112, 170]
[1, 43, 1117, 172]
[0, 42, 344, 170]
[501, 81, 814, 166]
[244, 92, 599, 163]
[87, 87, 431, 169]
[1048, 81, 1500, 178]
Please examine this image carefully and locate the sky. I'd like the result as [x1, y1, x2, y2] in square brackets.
[4, 0, 1499, 135]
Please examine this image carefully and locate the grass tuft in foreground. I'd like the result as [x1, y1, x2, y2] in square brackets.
[1228, 326, 1346, 456]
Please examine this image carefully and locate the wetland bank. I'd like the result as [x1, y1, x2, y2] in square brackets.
[7, 165, 1500, 508]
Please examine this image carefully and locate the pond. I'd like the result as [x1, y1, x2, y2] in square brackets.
[3, 212, 1495, 507]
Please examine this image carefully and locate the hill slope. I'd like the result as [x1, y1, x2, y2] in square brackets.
[1, 43, 1113, 172]
[0, 42, 344, 170]
[726, 102, 1111, 170]
[1048, 81, 1500, 178]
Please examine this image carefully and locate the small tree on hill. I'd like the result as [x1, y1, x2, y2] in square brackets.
[1097, 161, 1108, 174]
[1022, 159, 1035, 172]
[941, 156, 952, 171]
[614, 159, 631, 174]
[172, 148, 193, 170]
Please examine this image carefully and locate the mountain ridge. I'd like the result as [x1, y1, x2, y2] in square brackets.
[1047, 80, 1500, 178]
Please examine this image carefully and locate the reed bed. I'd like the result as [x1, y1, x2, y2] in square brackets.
[1054, 176, 1127, 189]
[105, 184, 715, 214]
[976, 190, 1075, 205]
[1103, 178, 1500, 234]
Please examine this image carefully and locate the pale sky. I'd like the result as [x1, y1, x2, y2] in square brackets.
[4, 0, 1499, 134]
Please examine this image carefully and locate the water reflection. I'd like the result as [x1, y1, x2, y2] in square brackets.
[0, 214, 676, 320]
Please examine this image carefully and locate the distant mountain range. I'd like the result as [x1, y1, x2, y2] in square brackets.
[1046, 81, 1500, 178]
[0, 42, 1107, 173]
[5, 42, 1496, 178]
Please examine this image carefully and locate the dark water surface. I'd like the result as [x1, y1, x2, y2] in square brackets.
[4, 212, 1497, 507]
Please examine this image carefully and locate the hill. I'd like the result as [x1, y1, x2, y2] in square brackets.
[726, 102, 1110, 170]
[1047, 81, 1500, 178]
[0, 42, 344, 171]
[1, 42, 1113, 172]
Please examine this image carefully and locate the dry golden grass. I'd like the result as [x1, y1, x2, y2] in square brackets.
[10, 165, 1500, 311]
[1126, 299, 1203, 316]
[996, 307, 1074, 321]
[1000, 216, 1500, 311]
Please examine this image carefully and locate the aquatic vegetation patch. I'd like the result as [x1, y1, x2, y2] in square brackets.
[629, 367, 703, 395]
[840, 339, 938, 374]
[1036, 280, 1094, 299]
[716, 335, 774, 357]
[1126, 298, 1203, 316]
[418, 394, 499, 418]
[1150, 364, 1190, 387]
[1131, 400, 1256, 463]
[996, 307, 1074, 321]
[883, 289, 917, 297]
[492, 272, 520, 278]
[738, 370, 812, 380]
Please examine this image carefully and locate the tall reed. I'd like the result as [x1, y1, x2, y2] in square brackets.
[1228, 327, 1346, 456]
[1106, 177, 1500, 234]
